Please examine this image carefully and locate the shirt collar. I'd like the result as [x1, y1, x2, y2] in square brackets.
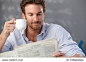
[39, 23, 46, 35]
[21, 29, 26, 36]
[21, 23, 46, 36]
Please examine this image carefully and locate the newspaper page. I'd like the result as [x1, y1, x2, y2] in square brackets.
[0, 51, 16, 57]
[15, 37, 58, 57]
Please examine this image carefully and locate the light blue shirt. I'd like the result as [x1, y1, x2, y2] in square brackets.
[1, 23, 85, 57]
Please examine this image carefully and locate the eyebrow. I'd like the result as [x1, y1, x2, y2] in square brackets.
[38, 11, 42, 14]
[28, 11, 42, 14]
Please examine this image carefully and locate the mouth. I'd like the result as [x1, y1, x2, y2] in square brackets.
[32, 21, 41, 26]
[32, 23, 40, 26]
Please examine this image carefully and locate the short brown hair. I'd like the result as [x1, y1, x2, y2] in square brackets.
[20, 0, 46, 14]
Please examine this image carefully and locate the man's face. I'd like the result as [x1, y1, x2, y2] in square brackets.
[22, 4, 45, 30]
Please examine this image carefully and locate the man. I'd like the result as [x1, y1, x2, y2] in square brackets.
[0, 0, 85, 57]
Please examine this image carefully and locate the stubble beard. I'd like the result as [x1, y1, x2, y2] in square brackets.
[29, 21, 43, 31]
[25, 16, 43, 31]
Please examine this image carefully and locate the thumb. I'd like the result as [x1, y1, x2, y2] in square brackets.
[12, 18, 16, 21]
[12, 18, 16, 23]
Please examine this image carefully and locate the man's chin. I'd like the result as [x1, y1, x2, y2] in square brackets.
[31, 26, 41, 30]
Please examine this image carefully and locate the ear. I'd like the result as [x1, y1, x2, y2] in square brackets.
[22, 13, 26, 19]
[43, 12, 45, 17]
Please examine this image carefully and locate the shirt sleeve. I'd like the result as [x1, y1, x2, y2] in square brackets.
[1, 40, 13, 53]
[55, 25, 85, 57]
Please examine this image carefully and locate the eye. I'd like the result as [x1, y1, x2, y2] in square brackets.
[29, 14, 33, 16]
[28, 13, 33, 16]
[37, 13, 42, 16]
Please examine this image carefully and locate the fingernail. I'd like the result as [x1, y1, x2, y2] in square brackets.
[52, 55, 55, 57]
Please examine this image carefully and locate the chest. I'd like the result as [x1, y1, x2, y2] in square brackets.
[27, 36, 37, 42]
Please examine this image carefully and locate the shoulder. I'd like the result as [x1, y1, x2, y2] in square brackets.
[44, 23, 65, 32]
[44, 23, 60, 29]
[44, 23, 71, 38]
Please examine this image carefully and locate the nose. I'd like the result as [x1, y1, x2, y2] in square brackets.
[34, 15, 38, 21]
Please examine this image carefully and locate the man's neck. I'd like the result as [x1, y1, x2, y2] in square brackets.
[26, 26, 42, 42]
[27, 27, 41, 36]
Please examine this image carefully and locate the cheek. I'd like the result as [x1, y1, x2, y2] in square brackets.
[26, 16, 33, 22]
[39, 16, 44, 21]
[26, 15, 32, 20]
[26, 20, 31, 26]
[42, 15, 45, 20]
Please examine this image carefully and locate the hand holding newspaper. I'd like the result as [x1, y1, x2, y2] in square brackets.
[0, 37, 58, 57]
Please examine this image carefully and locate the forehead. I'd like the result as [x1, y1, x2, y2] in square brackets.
[25, 4, 43, 13]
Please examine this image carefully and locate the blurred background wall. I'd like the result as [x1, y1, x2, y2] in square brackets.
[0, 0, 86, 52]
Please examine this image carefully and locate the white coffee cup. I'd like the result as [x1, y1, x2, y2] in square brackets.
[15, 19, 26, 30]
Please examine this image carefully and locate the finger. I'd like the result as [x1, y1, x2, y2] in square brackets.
[4, 18, 16, 28]
[6, 24, 15, 27]
[52, 52, 60, 57]
[8, 30, 14, 32]
[52, 52, 65, 57]
[7, 18, 16, 24]
[8, 26, 15, 30]
[4, 29, 14, 35]
[56, 54, 65, 57]
[12, 18, 16, 24]
[4, 24, 15, 31]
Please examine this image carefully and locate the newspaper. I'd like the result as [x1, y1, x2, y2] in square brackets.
[0, 51, 15, 57]
[0, 37, 58, 57]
